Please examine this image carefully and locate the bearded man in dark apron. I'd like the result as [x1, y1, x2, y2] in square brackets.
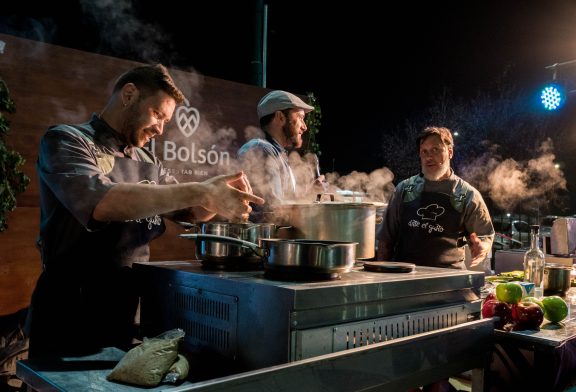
[377, 126, 494, 269]
[377, 126, 494, 392]
[26, 64, 264, 358]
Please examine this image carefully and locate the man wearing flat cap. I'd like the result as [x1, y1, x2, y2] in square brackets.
[238, 90, 314, 222]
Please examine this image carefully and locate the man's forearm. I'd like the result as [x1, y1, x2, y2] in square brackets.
[93, 182, 208, 222]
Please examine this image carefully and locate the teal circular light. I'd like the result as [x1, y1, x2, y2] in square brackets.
[540, 84, 564, 111]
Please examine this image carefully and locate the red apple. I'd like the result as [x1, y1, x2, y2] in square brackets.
[481, 299, 512, 329]
[484, 292, 497, 303]
[511, 301, 544, 330]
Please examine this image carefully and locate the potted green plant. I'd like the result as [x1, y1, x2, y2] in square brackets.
[303, 92, 322, 157]
[0, 78, 30, 231]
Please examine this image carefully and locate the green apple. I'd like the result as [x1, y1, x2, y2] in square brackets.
[495, 282, 523, 304]
[523, 296, 544, 309]
[541, 296, 568, 323]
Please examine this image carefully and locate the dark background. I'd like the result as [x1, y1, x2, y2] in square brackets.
[2, 0, 576, 176]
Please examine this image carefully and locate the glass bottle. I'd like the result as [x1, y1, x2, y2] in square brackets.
[523, 225, 545, 293]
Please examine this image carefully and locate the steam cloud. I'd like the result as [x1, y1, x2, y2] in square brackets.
[80, 0, 171, 63]
[325, 168, 395, 203]
[72, 1, 399, 204]
[237, 148, 395, 205]
[459, 138, 567, 211]
[79, 1, 545, 212]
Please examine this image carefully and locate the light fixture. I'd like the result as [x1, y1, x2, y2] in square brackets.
[540, 82, 565, 111]
[539, 59, 576, 111]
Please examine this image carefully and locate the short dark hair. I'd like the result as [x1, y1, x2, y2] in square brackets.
[416, 126, 454, 150]
[259, 108, 293, 129]
[113, 64, 185, 104]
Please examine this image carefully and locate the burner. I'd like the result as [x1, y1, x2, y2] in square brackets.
[201, 256, 263, 271]
[264, 268, 341, 281]
[363, 261, 416, 273]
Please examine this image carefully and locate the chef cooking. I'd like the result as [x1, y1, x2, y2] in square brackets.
[377, 126, 495, 269]
[25, 64, 264, 359]
[237, 90, 324, 222]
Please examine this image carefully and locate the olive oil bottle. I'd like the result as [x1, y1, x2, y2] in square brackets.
[523, 225, 545, 296]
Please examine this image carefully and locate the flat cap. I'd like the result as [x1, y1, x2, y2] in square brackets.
[257, 90, 314, 119]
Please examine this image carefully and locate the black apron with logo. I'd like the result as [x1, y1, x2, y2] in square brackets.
[28, 155, 166, 358]
[395, 191, 466, 268]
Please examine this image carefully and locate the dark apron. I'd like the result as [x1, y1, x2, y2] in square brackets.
[27, 156, 165, 358]
[395, 191, 465, 268]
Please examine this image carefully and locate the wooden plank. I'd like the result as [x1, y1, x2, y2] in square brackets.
[0, 207, 41, 315]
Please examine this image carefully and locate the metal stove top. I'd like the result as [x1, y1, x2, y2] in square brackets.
[141, 260, 482, 289]
[136, 260, 485, 370]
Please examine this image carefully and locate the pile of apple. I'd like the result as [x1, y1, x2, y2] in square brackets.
[481, 282, 569, 331]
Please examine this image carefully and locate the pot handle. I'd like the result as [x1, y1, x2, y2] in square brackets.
[275, 225, 292, 232]
[316, 193, 335, 202]
[175, 221, 201, 233]
[178, 233, 267, 257]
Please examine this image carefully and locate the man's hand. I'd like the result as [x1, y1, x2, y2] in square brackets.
[469, 232, 490, 267]
[201, 172, 265, 222]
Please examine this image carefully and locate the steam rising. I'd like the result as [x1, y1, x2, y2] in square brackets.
[71, 1, 565, 213]
[325, 168, 395, 202]
[80, 0, 171, 62]
[64, 1, 400, 204]
[460, 139, 566, 211]
[237, 148, 395, 205]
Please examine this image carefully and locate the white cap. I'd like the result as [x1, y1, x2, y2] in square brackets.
[257, 90, 314, 119]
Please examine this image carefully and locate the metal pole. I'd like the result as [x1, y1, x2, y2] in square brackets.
[545, 59, 576, 69]
[262, 4, 268, 88]
[251, 0, 265, 87]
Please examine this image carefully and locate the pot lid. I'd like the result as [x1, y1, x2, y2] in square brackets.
[545, 263, 573, 269]
[363, 261, 416, 273]
[279, 201, 377, 208]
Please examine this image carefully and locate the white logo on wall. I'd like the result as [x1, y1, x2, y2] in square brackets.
[176, 99, 200, 137]
[152, 98, 230, 176]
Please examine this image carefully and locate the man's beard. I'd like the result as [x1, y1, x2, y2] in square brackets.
[282, 122, 301, 149]
[120, 101, 141, 147]
[422, 162, 451, 181]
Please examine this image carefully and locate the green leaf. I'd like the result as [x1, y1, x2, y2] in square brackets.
[0, 78, 29, 232]
[303, 92, 322, 156]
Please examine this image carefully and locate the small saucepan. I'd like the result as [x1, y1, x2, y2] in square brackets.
[177, 222, 290, 267]
[179, 233, 358, 274]
[544, 263, 573, 296]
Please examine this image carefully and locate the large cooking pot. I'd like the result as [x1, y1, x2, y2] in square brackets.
[543, 263, 573, 296]
[179, 233, 357, 274]
[272, 194, 378, 259]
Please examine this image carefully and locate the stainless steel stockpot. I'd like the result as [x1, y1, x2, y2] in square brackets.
[273, 197, 377, 259]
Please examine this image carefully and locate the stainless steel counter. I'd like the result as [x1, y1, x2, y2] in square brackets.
[17, 319, 493, 391]
[16, 260, 493, 391]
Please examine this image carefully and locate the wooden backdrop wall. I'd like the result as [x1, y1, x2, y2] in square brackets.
[0, 33, 270, 315]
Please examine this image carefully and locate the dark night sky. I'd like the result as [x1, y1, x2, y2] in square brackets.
[3, 0, 576, 175]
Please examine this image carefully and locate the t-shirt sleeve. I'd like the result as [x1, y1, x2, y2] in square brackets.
[37, 127, 115, 228]
[464, 188, 495, 240]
